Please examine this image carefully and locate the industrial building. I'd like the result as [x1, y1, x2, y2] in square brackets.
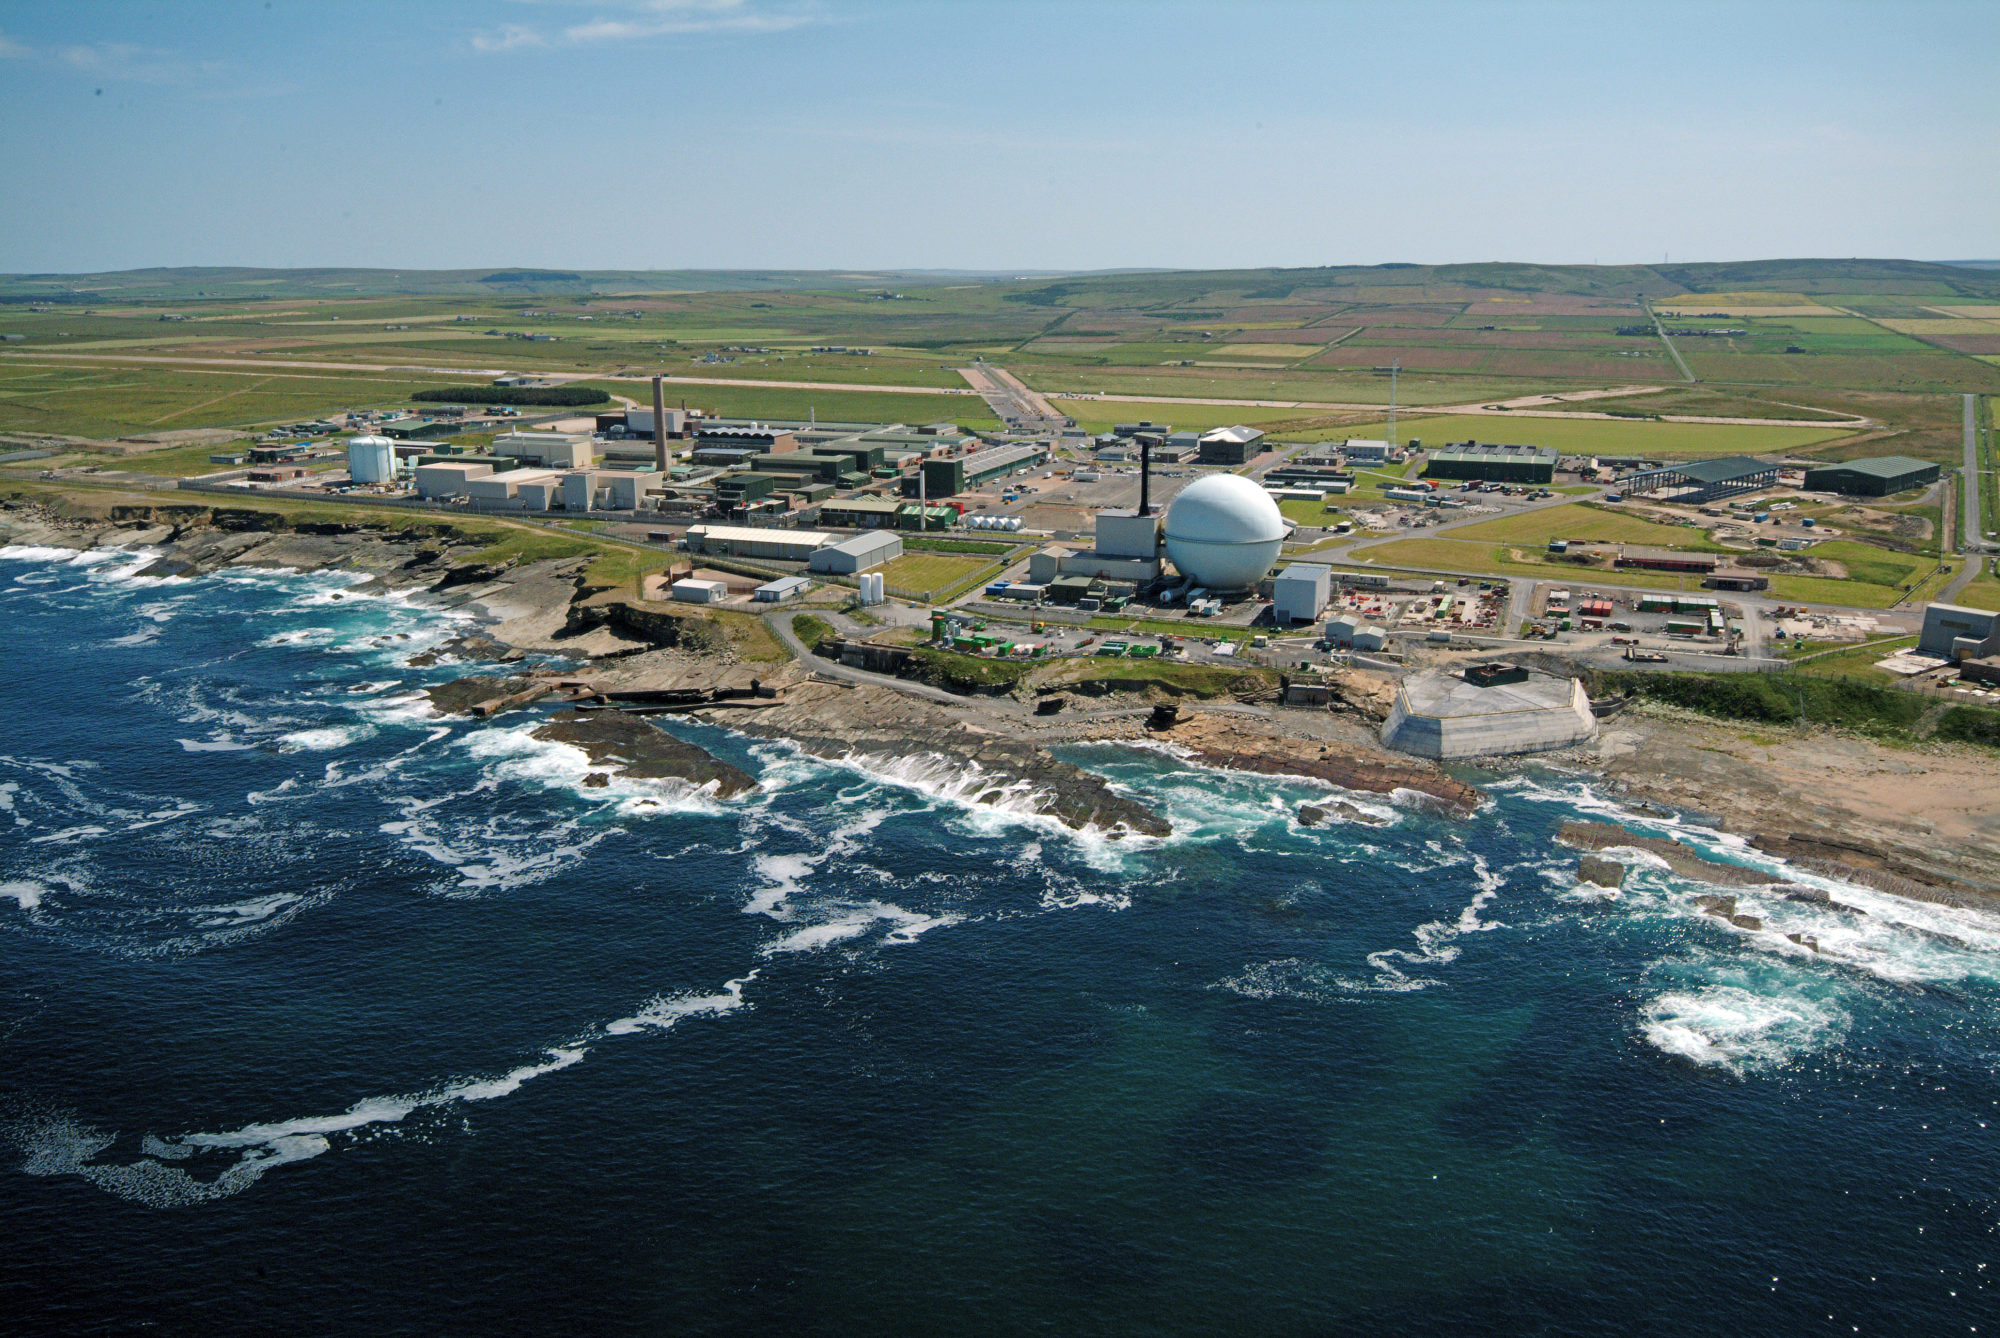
[1919, 603, 2000, 660]
[414, 461, 493, 499]
[345, 435, 397, 484]
[685, 524, 832, 562]
[1340, 439, 1401, 464]
[808, 530, 903, 574]
[493, 431, 595, 470]
[696, 423, 798, 452]
[1803, 456, 1941, 497]
[1163, 473, 1288, 592]
[1615, 546, 1720, 574]
[1617, 456, 1781, 505]
[1197, 425, 1267, 465]
[1381, 665, 1597, 759]
[1422, 441, 1558, 484]
[1323, 615, 1386, 650]
[754, 576, 812, 602]
[909, 442, 1048, 497]
[378, 418, 461, 442]
[671, 579, 730, 604]
[1272, 563, 1332, 623]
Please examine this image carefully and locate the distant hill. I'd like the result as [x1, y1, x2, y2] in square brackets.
[5, 259, 1999, 303]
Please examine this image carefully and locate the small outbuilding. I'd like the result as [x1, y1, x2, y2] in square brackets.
[670, 579, 730, 605]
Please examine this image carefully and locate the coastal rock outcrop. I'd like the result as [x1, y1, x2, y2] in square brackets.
[710, 680, 1171, 837]
[534, 709, 755, 798]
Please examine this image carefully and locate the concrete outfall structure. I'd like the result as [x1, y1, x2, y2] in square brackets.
[1381, 663, 1596, 760]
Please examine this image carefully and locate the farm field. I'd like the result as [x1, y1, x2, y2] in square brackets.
[0, 361, 458, 440]
[1341, 413, 1857, 458]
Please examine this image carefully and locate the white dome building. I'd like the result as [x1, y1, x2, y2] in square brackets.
[1163, 473, 1287, 591]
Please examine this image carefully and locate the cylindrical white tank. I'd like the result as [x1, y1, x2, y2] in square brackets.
[346, 435, 396, 484]
[1162, 473, 1287, 591]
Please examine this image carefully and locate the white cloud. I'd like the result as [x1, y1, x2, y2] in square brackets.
[55, 42, 193, 83]
[473, 0, 819, 52]
[0, 30, 31, 59]
[471, 23, 548, 52]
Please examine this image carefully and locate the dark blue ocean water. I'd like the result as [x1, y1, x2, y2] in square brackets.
[1, 543, 1996, 1336]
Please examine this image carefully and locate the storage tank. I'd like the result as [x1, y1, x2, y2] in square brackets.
[1162, 473, 1287, 592]
[346, 435, 396, 484]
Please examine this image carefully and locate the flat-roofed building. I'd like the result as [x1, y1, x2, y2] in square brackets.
[415, 461, 493, 499]
[1803, 456, 1942, 497]
[1920, 603, 2000, 660]
[1423, 442, 1558, 484]
[493, 431, 595, 470]
[819, 496, 907, 529]
[684, 524, 832, 562]
[1341, 438, 1399, 463]
[671, 579, 730, 604]
[1198, 425, 1267, 465]
[1615, 546, 1720, 573]
[1273, 563, 1332, 623]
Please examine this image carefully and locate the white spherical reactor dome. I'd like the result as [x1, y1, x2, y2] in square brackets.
[1162, 473, 1288, 591]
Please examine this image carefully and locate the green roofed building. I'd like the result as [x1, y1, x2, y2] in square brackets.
[1803, 456, 1941, 497]
[1422, 441, 1558, 484]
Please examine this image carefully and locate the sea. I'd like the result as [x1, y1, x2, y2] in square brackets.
[0, 542, 1995, 1336]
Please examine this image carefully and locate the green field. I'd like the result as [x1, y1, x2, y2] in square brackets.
[1447, 500, 1730, 551]
[877, 552, 996, 595]
[0, 361, 457, 439]
[1344, 536, 1708, 588]
[1338, 413, 1856, 458]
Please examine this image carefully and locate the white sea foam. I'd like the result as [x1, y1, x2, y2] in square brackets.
[0, 879, 46, 910]
[1338, 851, 1509, 993]
[258, 627, 337, 649]
[1641, 981, 1849, 1075]
[277, 725, 375, 753]
[177, 736, 258, 753]
[193, 893, 301, 927]
[459, 721, 729, 818]
[105, 628, 162, 647]
[605, 972, 758, 1035]
[759, 900, 959, 956]
[15, 958, 765, 1207]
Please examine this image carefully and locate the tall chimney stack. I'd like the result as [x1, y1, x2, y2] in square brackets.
[1138, 439, 1153, 517]
[652, 374, 669, 472]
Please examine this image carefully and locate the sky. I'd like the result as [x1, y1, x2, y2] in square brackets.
[1, 0, 1995, 274]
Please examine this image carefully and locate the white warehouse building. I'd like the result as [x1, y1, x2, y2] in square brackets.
[808, 530, 904, 574]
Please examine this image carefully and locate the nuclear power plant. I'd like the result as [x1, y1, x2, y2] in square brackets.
[1161, 473, 1287, 592]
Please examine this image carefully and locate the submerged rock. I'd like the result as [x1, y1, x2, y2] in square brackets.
[1576, 854, 1628, 889]
[1299, 800, 1389, 828]
[535, 709, 755, 797]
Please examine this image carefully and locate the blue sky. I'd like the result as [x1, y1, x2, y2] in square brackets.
[1, 0, 1994, 273]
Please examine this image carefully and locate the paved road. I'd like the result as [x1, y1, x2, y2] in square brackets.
[1646, 299, 1697, 383]
[0, 351, 511, 377]
[763, 610, 975, 706]
[1942, 392, 1986, 603]
[959, 363, 1069, 431]
[2, 351, 1863, 429]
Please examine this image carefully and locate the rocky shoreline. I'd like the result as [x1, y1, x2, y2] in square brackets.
[6, 493, 1997, 902]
